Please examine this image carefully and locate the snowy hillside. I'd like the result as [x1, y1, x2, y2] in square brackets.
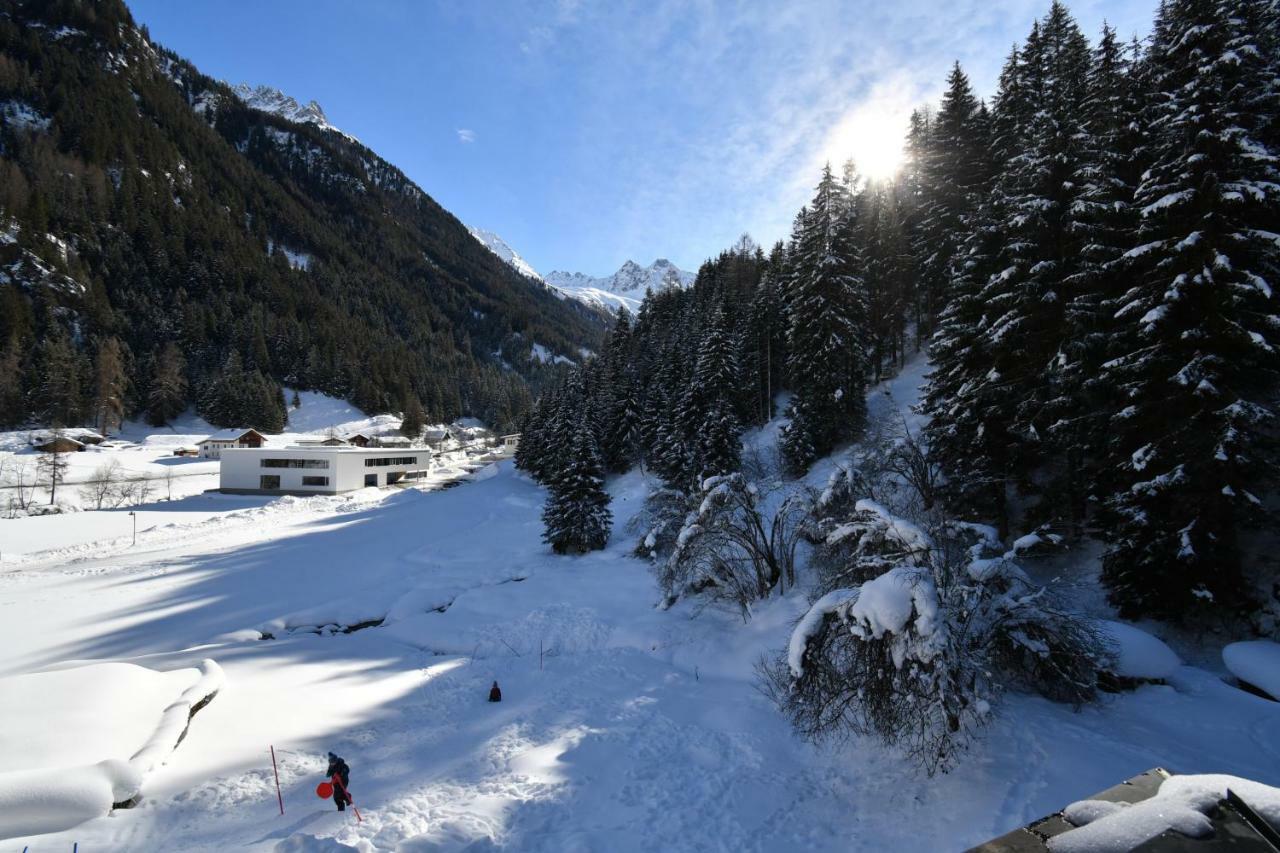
[467, 228, 694, 314]
[230, 83, 356, 141]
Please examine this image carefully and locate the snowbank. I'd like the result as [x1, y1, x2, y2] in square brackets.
[1097, 621, 1181, 680]
[274, 834, 369, 852]
[1049, 773, 1280, 852]
[0, 660, 222, 840]
[1224, 640, 1280, 699]
[0, 760, 142, 839]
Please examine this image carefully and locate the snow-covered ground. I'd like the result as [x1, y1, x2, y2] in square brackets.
[0, 389, 477, 516]
[2, 360, 1277, 851]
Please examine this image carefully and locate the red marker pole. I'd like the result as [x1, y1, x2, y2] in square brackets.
[270, 745, 284, 815]
[332, 774, 362, 823]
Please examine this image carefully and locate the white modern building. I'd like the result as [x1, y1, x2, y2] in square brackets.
[218, 446, 431, 495]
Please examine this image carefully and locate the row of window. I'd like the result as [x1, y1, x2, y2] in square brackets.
[261, 458, 330, 469]
[258, 475, 329, 488]
[364, 456, 420, 467]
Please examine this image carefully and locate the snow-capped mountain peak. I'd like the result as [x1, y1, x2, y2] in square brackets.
[467, 227, 695, 314]
[468, 227, 541, 281]
[230, 83, 357, 142]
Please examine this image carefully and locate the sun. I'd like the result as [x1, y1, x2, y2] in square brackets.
[819, 82, 915, 184]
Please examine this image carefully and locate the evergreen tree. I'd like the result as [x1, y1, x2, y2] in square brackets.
[691, 304, 742, 480]
[973, 2, 1094, 527]
[542, 415, 613, 554]
[32, 324, 84, 427]
[915, 64, 989, 333]
[401, 394, 427, 439]
[1100, 0, 1280, 619]
[147, 342, 188, 426]
[92, 336, 128, 435]
[782, 165, 869, 474]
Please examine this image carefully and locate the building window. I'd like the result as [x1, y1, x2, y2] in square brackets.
[262, 459, 330, 469]
[301, 476, 329, 486]
[259, 475, 280, 490]
[365, 473, 378, 487]
[364, 456, 419, 467]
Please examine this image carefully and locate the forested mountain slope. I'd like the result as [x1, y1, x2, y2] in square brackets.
[0, 0, 605, 433]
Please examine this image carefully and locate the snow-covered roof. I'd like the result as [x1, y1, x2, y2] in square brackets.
[197, 428, 264, 443]
[29, 428, 102, 444]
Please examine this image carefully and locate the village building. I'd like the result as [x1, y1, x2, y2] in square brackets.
[294, 436, 349, 447]
[218, 446, 431, 495]
[172, 445, 200, 457]
[500, 434, 520, 454]
[423, 427, 454, 451]
[345, 432, 374, 447]
[34, 435, 86, 454]
[29, 428, 103, 450]
[197, 428, 267, 459]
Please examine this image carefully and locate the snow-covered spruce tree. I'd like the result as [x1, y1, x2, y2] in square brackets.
[781, 165, 869, 474]
[690, 304, 742, 480]
[770, 501, 1110, 775]
[920, 165, 1013, 531]
[968, 2, 1095, 529]
[599, 311, 644, 473]
[1046, 24, 1147, 533]
[860, 181, 912, 382]
[659, 473, 804, 617]
[913, 63, 990, 335]
[1099, 0, 1280, 620]
[738, 257, 788, 427]
[541, 414, 612, 555]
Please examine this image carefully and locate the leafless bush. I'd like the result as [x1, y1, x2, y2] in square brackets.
[79, 459, 124, 509]
[764, 499, 1112, 775]
[659, 473, 805, 619]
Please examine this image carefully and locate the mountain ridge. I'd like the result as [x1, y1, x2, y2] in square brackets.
[468, 228, 696, 314]
[0, 1, 604, 432]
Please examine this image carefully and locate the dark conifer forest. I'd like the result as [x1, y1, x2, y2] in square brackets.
[519, 0, 1280, 628]
[0, 0, 605, 435]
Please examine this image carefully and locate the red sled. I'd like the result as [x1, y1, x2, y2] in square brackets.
[316, 781, 334, 799]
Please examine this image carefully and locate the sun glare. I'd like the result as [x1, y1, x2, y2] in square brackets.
[820, 78, 917, 183]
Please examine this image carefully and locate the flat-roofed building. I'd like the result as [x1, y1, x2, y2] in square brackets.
[219, 446, 431, 495]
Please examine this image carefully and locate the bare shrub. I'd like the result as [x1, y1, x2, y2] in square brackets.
[79, 459, 123, 509]
[765, 493, 1112, 775]
[659, 473, 805, 619]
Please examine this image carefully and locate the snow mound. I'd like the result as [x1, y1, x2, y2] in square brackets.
[1097, 621, 1181, 680]
[1049, 773, 1280, 852]
[0, 660, 222, 840]
[274, 834, 369, 852]
[1224, 640, 1280, 699]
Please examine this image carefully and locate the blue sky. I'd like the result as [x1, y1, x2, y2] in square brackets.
[127, 0, 1158, 277]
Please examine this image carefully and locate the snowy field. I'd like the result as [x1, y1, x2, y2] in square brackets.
[1, 369, 1277, 851]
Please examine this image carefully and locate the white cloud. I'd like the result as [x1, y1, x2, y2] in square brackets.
[456, 128, 476, 143]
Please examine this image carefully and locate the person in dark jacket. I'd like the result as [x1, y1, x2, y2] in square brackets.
[488, 680, 502, 702]
[325, 752, 352, 811]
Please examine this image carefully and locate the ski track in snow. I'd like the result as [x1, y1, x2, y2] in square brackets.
[2, 356, 1278, 850]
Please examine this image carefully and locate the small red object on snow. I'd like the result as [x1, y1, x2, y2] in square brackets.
[316, 781, 334, 799]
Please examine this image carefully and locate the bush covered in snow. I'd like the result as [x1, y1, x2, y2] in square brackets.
[769, 501, 1111, 774]
[655, 473, 804, 618]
